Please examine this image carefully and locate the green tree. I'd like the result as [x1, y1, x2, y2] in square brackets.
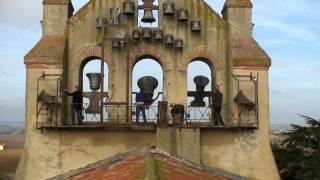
[272, 115, 320, 180]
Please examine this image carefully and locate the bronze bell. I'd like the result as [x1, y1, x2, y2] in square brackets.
[137, 76, 159, 104]
[163, 2, 175, 16]
[175, 38, 183, 48]
[191, 75, 210, 107]
[86, 73, 102, 91]
[142, 29, 152, 39]
[119, 41, 127, 48]
[141, 7, 156, 23]
[112, 40, 120, 48]
[177, 9, 189, 21]
[153, 29, 163, 41]
[191, 20, 202, 32]
[96, 17, 107, 29]
[194, 76, 209, 92]
[123, 1, 135, 15]
[132, 30, 141, 40]
[164, 34, 174, 45]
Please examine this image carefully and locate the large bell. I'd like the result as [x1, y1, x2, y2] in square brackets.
[142, 29, 152, 39]
[96, 17, 107, 29]
[123, 1, 135, 15]
[137, 76, 158, 104]
[164, 34, 174, 45]
[163, 2, 175, 16]
[175, 38, 183, 48]
[141, 7, 156, 23]
[132, 29, 141, 40]
[153, 29, 163, 41]
[191, 20, 202, 32]
[194, 76, 209, 93]
[86, 73, 102, 91]
[177, 9, 189, 21]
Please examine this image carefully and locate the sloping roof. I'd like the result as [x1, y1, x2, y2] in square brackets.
[230, 36, 271, 67]
[24, 36, 66, 65]
[48, 146, 245, 180]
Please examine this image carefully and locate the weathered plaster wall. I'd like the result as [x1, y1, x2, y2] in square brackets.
[201, 69, 280, 180]
[14, 68, 156, 180]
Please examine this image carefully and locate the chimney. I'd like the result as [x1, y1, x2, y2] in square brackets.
[42, 0, 74, 36]
[222, 0, 253, 36]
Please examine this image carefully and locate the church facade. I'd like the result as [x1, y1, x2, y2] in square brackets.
[16, 0, 280, 179]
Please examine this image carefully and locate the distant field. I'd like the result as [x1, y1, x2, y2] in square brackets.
[0, 148, 23, 175]
[0, 135, 25, 148]
[0, 135, 25, 176]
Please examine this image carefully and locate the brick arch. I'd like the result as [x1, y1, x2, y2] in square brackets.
[70, 46, 113, 70]
[128, 43, 172, 71]
[178, 46, 224, 71]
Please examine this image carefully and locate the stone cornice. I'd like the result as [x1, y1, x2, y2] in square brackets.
[43, 0, 71, 5]
[222, 0, 253, 14]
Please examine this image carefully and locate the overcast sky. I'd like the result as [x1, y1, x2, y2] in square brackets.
[0, 0, 319, 124]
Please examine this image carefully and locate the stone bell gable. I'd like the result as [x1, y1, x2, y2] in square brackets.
[17, 0, 280, 179]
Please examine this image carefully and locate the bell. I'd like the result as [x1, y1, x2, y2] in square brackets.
[141, 7, 156, 23]
[142, 29, 152, 39]
[132, 29, 141, 40]
[177, 9, 189, 21]
[123, 1, 135, 15]
[175, 38, 183, 48]
[153, 29, 163, 41]
[96, 17, 107, 29]
[137, 76, 158, 104]
[194, 76, 209, 93]
[86, 73, 102, 91]
[164, 34, 174, 45]
[163, 2, 175, 16]
[119, 41, 127, 48]
[191, 20, 202, 32]
[112, 40, 120, 48]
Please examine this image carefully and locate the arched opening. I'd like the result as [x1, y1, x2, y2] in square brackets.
[80, 58, 109, 123]
[132, 58, 163, 124]
[187, 60, 215, 124]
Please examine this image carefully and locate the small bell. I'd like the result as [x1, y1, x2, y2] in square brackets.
[96, 17, 107, 29]
[163, 2, 175, 16]
[153, 29, 163, 41]
[164, 34, 174, 45]
[142, 29, 152, 39]
[119, 41, 127, 48]
[191, 20, 202, 32]
[175, 38, 183, 48]
[141, 7, 156, 23]
[177, 9, 189, 21]
[132, 30, 141, 40]
[112, 40, 120, 48]
[123, 1, 135, 16]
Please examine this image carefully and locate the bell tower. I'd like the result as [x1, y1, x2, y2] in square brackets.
[17, 0, 280, 179]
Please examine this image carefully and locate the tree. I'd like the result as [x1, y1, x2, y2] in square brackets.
[272, 115, 320, 180]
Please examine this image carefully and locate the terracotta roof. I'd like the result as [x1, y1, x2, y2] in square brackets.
[24, 36, 66, 65]
[48, 146, 245, 180]
[230, 36, 271, 67]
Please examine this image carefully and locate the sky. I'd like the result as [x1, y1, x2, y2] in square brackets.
[0, 0, 319, 124]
